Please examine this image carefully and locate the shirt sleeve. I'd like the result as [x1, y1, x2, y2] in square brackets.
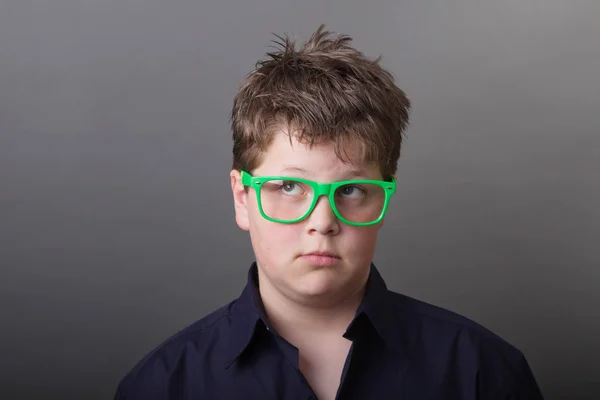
[505, 352, 544, 400]
[113, 359, 170, 400]
[476, 343, 545, 400]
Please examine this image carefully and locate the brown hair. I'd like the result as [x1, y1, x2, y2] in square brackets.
[230, 24, 411, 180]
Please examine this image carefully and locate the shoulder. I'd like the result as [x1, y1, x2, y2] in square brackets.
[386, 291, 543, 398]
[388, 290, 511, 346]
[114, 301, 235, 399]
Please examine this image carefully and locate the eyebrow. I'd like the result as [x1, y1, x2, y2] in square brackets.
[279, 166, 370, 179]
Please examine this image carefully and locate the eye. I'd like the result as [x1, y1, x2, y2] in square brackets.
[278, 181, 303, 195]
[339, 185, 365, 199]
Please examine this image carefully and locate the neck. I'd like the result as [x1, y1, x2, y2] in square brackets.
[256, 267, 369, 338]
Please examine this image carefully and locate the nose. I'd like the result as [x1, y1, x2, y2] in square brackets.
[305, 195, 340, 235]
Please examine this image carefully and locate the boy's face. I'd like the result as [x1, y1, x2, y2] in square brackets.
[230, 129, 386, 305]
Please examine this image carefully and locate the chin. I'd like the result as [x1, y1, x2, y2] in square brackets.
[292, 271, 341, 296]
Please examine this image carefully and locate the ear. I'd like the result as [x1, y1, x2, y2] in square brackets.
[230, 169, 250, 231]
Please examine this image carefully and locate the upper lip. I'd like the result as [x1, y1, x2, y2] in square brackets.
[302, 251, 340, 258]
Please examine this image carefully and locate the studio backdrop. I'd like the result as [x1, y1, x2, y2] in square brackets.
[1, 1, 598, 399]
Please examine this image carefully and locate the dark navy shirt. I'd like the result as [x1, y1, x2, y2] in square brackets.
[115, 263, 544, 399]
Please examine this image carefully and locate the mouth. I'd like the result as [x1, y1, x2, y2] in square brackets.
[300, 251, 341, 266]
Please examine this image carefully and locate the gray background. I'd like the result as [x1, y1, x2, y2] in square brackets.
[1, 0, 598, 399]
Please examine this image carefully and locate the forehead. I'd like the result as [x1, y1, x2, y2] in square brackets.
[255, 128, 380, 178]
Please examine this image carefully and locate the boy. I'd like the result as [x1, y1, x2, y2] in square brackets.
[115, 25, 544, 399]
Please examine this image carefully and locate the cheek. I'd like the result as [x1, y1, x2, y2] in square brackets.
[343, 226, 380, 257]
[248, 210, 301, 262]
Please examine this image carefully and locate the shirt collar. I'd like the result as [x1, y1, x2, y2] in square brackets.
[224, 262, 402, 368]
[352, 263, 404, 353]
[224, 263, 269, 368]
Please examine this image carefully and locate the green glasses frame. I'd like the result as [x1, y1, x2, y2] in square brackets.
[240, 170, 396, 226]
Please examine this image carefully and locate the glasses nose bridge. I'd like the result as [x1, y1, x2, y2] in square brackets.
[308, 182, 336, 216]
[307, 182, 338, 224]
[313, 182, 333, 200]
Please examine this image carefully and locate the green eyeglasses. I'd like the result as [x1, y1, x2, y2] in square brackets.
[240, 170, 396, 226]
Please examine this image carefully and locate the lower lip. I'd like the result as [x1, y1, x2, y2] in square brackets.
[301, 254, 341, 266]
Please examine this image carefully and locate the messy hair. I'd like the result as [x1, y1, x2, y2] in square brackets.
[230, 24, 411, 180]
